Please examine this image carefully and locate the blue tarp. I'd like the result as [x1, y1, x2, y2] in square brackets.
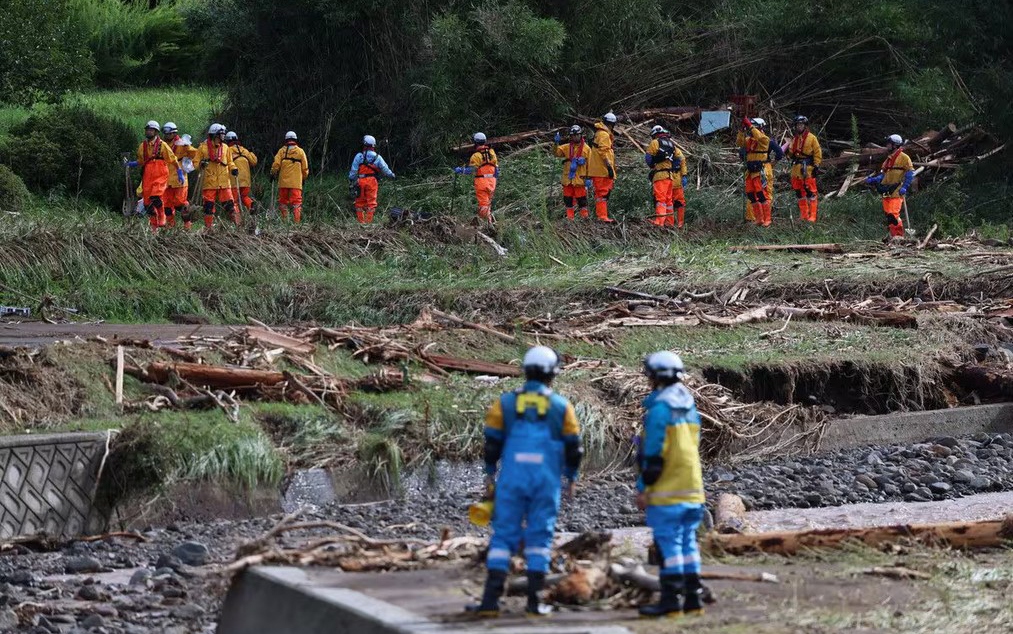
[698, 110, 731, 136]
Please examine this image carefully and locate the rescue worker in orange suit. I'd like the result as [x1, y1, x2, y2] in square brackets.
[738, 119, 780, 216]
[161, 123, 198, 229]
[271, 131, 310, 223]
[454, 132, 498, 223]
[738, 117, 772, 226]
[348, 134, 395, 224]
[644, 126, 688, 227]
[553, 125, 590, 220]
[586, 112, 617, 222]
[762, 120, 783, 210]
[787, 115, 823, 223]
[225, 130, 258, 226]
[865, 134, 914, 239]
[195, 123, 238, 230]
[125, 121, 182, 232]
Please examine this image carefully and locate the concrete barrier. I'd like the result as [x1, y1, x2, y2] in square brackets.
[820, 403, 1013, 450]
[218, 566, 632, 634]
[0, 432, 108, 539]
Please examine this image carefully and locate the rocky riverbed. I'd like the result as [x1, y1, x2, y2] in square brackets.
[707, 432, 1013, 510]
[4, 433, 1013, 632]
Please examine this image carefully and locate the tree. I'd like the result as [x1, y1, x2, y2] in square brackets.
[0, 0, 94, 106]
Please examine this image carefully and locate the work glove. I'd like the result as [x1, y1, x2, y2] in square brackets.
[231, 168, 239, 176]
[269, 172, 276, 181]
[200, 159, 209, 168]
[494, 167, 500, 178]
[742, 116, 753, 130]
[812, 165, 822, 176]
[584, 179, 593, 192]
[125, 160, 139, 168]
[576, 157, 586, 165]
[554, 132, 562, 145]
[606, 164, 615, 179]
[898, 186, 908, 195]
[682, 176, 688, 188]
[177, 168, 185, 182]
[348, 181, 360, 199]
[453, 166, 465, 175]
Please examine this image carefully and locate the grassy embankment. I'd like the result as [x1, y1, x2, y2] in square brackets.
[1, 89, 1005, 499]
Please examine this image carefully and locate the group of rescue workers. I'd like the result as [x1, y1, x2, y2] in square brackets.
[128, 113, 916, 237]
[468, 346, 704, 619]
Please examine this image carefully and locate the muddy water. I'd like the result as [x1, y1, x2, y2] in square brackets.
[746, 490, 1013, 532]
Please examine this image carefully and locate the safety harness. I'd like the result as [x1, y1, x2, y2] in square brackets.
[474, 145, 496, 178]
[649, 135, 680, 180]
[790, 130, 816, 168]
[357, 151, 381, 179]
[206, 140, 228, 165]
[142, 137, 165, 165]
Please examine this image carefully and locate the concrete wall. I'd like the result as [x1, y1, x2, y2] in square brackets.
[0, 432, 108, 539]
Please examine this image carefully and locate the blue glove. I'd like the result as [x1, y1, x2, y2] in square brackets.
[898, 187, 908, 195]
[554, 132, 562, 145]
[494, 167, 500, 178]
[644, 154, 653, 167]
[177, 168, 185, 182]
[454, 166, 465, 175]
[682, 176, 688, 188]
[576, 157, 586, 165]
[585, 179, 593, 191]
[126, 160, 139, 168]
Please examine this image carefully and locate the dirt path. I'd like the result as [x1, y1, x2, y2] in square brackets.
[0, 321, 232, 347]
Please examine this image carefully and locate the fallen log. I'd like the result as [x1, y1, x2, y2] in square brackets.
[728, 243, 844, 254]
[713, 493, 748, 535]
[423, 354, 521, 377]
[142, 361, 286, 388]
[246, 327, 315, 356]
[428, 308, 517, 344]
[609, 562, 777, 592]
[704, 515, 1013, 555]
[772, 306, 917, 329]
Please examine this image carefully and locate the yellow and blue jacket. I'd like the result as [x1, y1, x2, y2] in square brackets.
[484, 381, 582, 483]
[637, 383, 705, 506]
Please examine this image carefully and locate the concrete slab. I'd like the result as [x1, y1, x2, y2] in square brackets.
[217, 566, 634, 634]
[820, 403, 1013, 450]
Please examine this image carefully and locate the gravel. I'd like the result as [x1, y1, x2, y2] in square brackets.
[706, 433, 1013, 510]
[0, 432, 1009, 631]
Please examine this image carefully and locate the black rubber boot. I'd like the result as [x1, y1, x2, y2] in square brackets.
[525, 571, 552, 617]
[638, 574, 684, 618]
[465, 569, 506, 618]
[682, 572, 705, 616]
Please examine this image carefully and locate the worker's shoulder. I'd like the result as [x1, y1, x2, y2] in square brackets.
[547, 391, 574, 411]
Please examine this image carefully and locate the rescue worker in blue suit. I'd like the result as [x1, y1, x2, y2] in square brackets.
[467, 346, 583, 618]
[636, 351, 707, 618]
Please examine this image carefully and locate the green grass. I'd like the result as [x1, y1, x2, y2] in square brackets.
[0, 87, 222, 143]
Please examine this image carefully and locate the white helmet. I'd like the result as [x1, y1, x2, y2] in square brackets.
[145, 120, 160, 131]
[568, 124, 582, 135]
[603, 111, 617, 124]
[225, 131, 238, 142]
[473, 132, 487, 144]
[162, 122, 178, 134]
[522, 346, 561, 379]
[887, 134, 904, 145]
[751, 117, 767, 128]
[285, 130, 298, 140]
[650, 125, 665, 136]
[643, 351, 685, 381]
[208, 123, 226, 136]
[362, 134, 377, 146]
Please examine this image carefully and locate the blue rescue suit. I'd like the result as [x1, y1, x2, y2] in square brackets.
[484, 381, 581, 573]
[638, 383, 706, 576]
